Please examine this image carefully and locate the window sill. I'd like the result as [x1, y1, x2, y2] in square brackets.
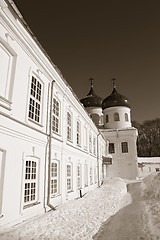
[51, 193, 61, 198]
[23, 201, 40, 209]
[28, 118, 44, 128]
[67, 190, 74, 193]
[0, 95, 12, 111]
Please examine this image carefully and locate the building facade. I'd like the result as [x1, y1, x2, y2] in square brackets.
[0, 0, 106, 227]
[81, 80, 138, 180]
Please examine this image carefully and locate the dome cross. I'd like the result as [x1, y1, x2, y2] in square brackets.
[112, 78, 117, 89]
[89, 77, 94, 87]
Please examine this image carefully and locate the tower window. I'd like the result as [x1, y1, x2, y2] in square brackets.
[106, 114, 109, 123]
[114, 112, 119, 121]
[121, 142, 128, 153]
[125, 113, 129, 122]
[109, 143, 115, 154]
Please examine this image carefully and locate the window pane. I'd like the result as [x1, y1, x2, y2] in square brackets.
[114, 113, 119, 121]
[109, 143, 115, 154]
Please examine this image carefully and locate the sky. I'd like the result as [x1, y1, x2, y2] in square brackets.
[13, 0, 160, 123]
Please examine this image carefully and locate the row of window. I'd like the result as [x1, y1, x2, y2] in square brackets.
[109, 142, 128, 154]
[24, 159, 97, 206]
[106, 112, 129, 123]
[28, 77, 99, 154]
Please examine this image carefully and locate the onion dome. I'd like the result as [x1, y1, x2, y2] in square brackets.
[80, 78, 103, 108]
[102, 79, 130, 110]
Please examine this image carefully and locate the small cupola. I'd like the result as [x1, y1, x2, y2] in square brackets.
[80, 78, 103, 108]
[80, 78, 103, 126]
[102, 79, 132, 129]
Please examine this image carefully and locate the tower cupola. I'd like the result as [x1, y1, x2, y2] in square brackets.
[80, 78, 103, 126]
[102, 79, 131, 129]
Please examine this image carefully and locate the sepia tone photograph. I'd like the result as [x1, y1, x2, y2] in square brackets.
[0, 0, 160, 239]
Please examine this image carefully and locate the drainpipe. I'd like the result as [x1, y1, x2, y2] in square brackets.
[97, 132, 101, 187]
[47, 80, 56, 210]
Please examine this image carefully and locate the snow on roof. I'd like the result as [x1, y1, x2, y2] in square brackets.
[138, 157, 160, 164]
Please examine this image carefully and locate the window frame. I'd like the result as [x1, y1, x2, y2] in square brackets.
[67, 111, 72, 141]
[93, 136, 96, 155]
[114, 112, 120, 121]
[23, 157, 39, 207]
[28, 76, 43, 124]
[121, 142, 128, 153]
[77, 164, 81, 189]
[84, 164, 88, 187]
[89, 132, 92, 153]
[106, 114, 109, 123]
[0, 149, 6, 216]
[125, 113, 129, 122]
[52, 97, 60, 134]
[84, 126, 87, 150]
[90, 166, 93, 185]
[67, 163, 72, 192]
[77, 120, 81, 146]
[51, 160, 60, 196]
[0, 40, 16, 110]
[109, 143, 115, 154]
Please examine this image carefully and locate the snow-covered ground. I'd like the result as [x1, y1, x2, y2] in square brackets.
[0, 178, 128, 240]
[142, 172, 160, 239]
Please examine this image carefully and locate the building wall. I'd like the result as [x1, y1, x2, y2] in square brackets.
[138, 157, 160, 178]
[101, 128, 138, 180]
[0, 0, 106, 227]
[103, 106, 131, 129]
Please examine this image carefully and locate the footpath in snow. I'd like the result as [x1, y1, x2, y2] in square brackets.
[0, 178, 128, 240]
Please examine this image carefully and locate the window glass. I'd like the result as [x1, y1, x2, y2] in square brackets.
[67, 164, 72, 191]
[28, 76, 42, 123]
[125, 113, 129, 122]
[114, 112, 119, 121]
[24, 159, 38, 205]
[106, 114, 109, 123]
[67, 112, 72, 141]
[121, 142, 128, 153]
[109, 143, 115, 154]
[77, 121, 81, 146]
[51, 161, 59, 195]
[52, 98, 60, 133]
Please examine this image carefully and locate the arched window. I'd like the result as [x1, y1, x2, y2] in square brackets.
[106, 114, 109, 123]
[114, 112, 119, 121]
[125, 113, 129, 122]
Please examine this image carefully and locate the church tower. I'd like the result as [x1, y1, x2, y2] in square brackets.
[100, 79, 138, 180]
[81, 78, 138, 180]
[102, 78, 131, 129]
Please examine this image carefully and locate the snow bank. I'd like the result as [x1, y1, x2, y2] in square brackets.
[142, 173, 160, 239]
[0, 178, 127, 240]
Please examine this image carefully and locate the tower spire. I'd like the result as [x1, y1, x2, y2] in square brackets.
[89, 77, 94, 87]
[112, 78, 116, 89]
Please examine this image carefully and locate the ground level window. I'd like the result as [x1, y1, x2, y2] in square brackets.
[77, 164, 81, 189]
[84, 164, 88, 187]
[90, 167, 93, 184]
[67, 164, 72, 192]
[94, 168, 97, 183]
[24, 159, 38, 206]
[121, 142, 128, 153]
[51, 161, 59, 195]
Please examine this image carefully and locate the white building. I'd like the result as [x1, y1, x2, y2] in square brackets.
[0, 0, 138, 227]
[0, 0, 106, 227]
[138, 157, 160, 178]
[80, 80, 138, 180]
